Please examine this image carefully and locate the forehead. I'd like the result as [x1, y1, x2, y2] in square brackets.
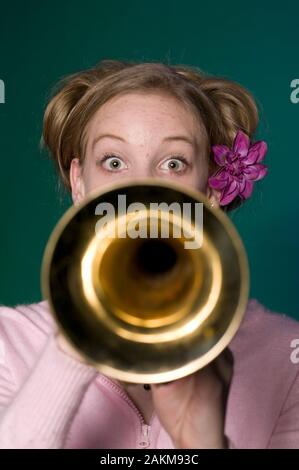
[86, 92, 201, 137]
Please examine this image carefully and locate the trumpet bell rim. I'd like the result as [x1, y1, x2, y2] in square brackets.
[41, 178, 249, 384]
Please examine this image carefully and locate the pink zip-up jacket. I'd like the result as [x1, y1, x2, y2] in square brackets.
[0, 298, 298, 449]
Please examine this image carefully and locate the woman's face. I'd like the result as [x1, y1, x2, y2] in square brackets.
[70, 92, 219, 207]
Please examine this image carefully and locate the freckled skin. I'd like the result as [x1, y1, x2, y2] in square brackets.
[69, 92, 219, 205]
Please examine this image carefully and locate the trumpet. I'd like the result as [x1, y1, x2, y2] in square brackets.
[41, 178, 249, 384]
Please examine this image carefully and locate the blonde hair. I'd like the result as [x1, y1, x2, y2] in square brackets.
[41, 59, 259, 211]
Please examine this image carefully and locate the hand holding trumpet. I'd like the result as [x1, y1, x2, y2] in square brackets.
[151, 348, 234, 449]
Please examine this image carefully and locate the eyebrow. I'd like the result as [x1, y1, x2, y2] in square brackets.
[92, 133, 196, 150]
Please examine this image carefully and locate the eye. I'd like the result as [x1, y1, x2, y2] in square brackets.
[98, 153, 127, 172]
[159, 156, 189, 173]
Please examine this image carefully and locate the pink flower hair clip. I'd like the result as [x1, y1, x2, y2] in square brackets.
[208, 130, 268, 206]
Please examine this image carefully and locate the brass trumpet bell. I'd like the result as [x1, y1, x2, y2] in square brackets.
[41, 179, 249, 384]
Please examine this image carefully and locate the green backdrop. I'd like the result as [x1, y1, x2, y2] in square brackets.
[0, 1, 298, 319]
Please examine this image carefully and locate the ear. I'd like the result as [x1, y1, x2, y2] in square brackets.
[70, 158, 86, 205]
[206, 184, 221, 209]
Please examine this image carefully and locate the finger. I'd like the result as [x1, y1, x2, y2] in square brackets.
[213, 348, 234, 387]
[152, 381, 173, 388]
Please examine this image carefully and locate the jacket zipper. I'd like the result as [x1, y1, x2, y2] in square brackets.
[97, 375, 152, 448]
